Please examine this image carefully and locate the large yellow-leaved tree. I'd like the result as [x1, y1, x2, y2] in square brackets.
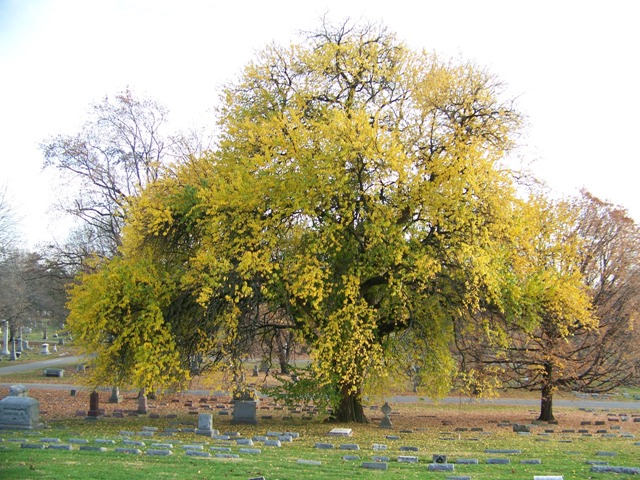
[67, 20, 554, 422]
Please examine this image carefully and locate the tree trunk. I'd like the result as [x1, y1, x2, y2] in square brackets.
[331, 384, 368, 423]
[538, 384, 555, 421]
[538, 361, 555, 421]
[275, 331, 292, 375]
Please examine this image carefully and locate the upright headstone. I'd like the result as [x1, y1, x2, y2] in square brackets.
[379, 402, 393, 429]
[86, 391, 101, 419]
[9, 340, 18, 361]
[0, 385, 41, 430]
[108, 386, 122, 404]
[40, 343, 50, 355]
[16, 328, 22, 353]
[1, 321, 9, 355]
[232, 401, 258, 425]
[196, 413, 218, 437]
[137, 395, 148, 414]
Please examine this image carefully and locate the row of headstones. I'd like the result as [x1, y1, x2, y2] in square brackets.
[9, 437, 640, 477]
[11, 426, 304, 457]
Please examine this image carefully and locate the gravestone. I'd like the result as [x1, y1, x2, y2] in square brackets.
[0, 385, 41, 430]
[232, 400, 258, 425]
[379, 402, 393, 429]
[137, 395, 148, 414]
[40, 343, 50, 355]
[1, 321, 10, 355]
[108, 386, 122, 404]
[9, 340, 18, 360]
[86, 391, 102, 419]
[196, 413, 218, 437]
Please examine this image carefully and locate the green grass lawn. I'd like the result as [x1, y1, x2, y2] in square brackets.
[1, 408, 639, 480]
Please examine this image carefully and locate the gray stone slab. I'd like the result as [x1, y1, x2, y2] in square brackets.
[215, 453, 240, 458]
[151, 443, 173, 449]
[328, 428, 352, 437]
[264, 439, 281, 447]
[39, 437, 61, 443]
[186, 450, 211, 457]
[211, 446, 232, 452]
[487, 458, 510, 464]
[521, 459, 542, 464]
[115, 448, 142, 454]
[399, 445, 418, 452]
[372, 443, 388, 451]
[79, 446, 107, 452]
[147, 449, 173, 456]
[533, 477, 564, 480]
[340, 443, 360, 450]
[47, 444, 72, 450]
[239, 448, 261, 454]
[385, 435, 400, 440]
[397, 455, 419, 463]
[372, 455, 389, 462]
[314, 442, 334, 449]
[297, 459, 321, 465]
[586, 461, 609, 465]
[343, 454, 360, 461]
[445, 477, 471, 480]
[236, 438, 254, 445]
[68, 438, 89, 444]
[485, 449, 521, 454]
[182, 444, 204, 450]
[362, 462, 388, 470]
[428, 463, 454, 471]
[21, 443, 45, 449]
[595, 451, 617, 456]
[123, 439, 145, 446]
[590, 466, 640, 474]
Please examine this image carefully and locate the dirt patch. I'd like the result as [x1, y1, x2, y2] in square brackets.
[4, 386, 638, 434]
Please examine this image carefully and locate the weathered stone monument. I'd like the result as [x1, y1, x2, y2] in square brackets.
[40, 343, 50, 355]
[1, 320, 10, 356]
[196, 413, 219, 437]
[232, 389, 258, 425]
[9, 340, 18, 360]
[108, 386, 122, 404]
[0, 385, 41, 430]
[86, 391, 102, 419]
[137, 395, 148, 414]
[379, 402, 393, 429]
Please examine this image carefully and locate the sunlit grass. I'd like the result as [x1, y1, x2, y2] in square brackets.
[1, 402, 638, 479]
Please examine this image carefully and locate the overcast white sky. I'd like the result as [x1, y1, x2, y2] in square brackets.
[1, 0, 638, 248]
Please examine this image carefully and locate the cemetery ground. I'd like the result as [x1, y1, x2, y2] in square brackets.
[1, 346, 640, 479]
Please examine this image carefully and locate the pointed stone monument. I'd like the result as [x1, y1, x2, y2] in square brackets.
[379, 402, 393, 429]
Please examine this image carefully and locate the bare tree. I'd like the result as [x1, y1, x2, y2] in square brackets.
[41, 88, 174, 260]
[0, 186, 18, 257]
